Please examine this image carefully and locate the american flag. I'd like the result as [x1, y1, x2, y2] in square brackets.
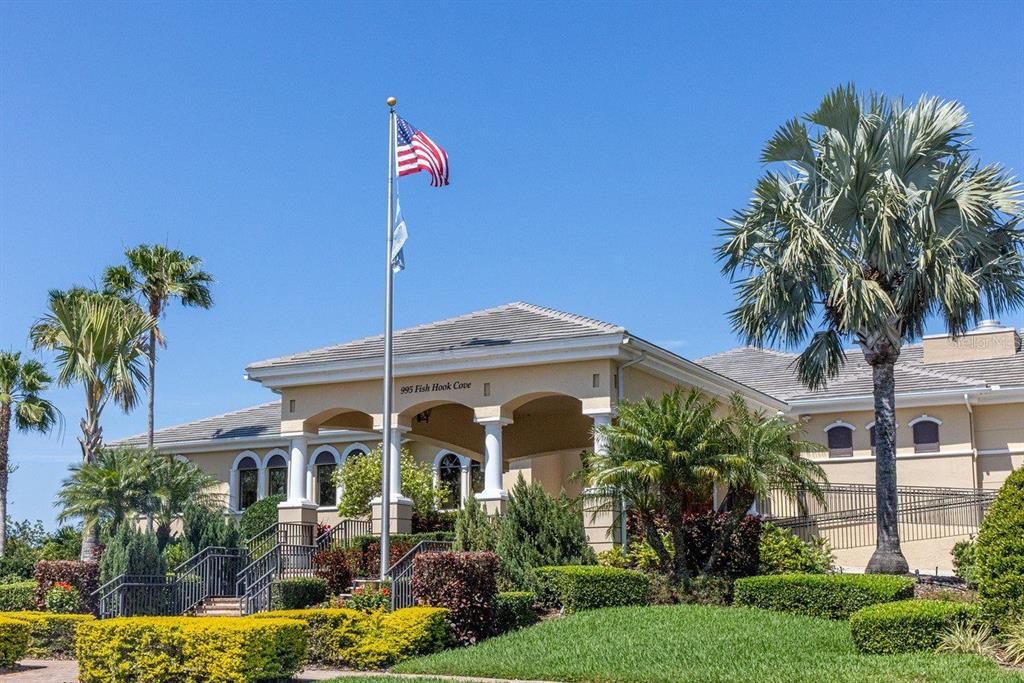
[395, 116, 449, 187]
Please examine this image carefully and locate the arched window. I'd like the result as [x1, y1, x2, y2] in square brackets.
[236, 456, 260, 510]
[469, 460, 484, 495]
[825, 423, 854, 458]
[438, 453, 462, 509]
[266, 453, 288, 497]
[911, 417, 941, 454]
[314, 451, 338, 506]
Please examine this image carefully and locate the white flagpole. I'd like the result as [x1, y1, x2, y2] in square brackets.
[380, 96, 397, 579]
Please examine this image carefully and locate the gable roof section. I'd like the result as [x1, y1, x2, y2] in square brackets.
[696, 340, 1024, 405]
[115, 402, 281, 448]
[247, 302, 625, 373]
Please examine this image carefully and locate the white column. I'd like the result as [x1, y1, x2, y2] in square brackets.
[228, 469, 239, 512]
[288, 435, 310, 503]
[388, 427, 403, 500]
[306, 467, 314, 504]
[257, 467, 268, 500]
[476, 417, 512, 502]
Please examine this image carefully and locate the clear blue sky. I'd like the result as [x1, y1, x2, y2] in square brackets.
[2, 1, 1022, 528]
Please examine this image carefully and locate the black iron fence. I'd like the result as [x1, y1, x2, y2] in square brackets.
[316, 518, 372, 549]
[762, 483, 996, 550]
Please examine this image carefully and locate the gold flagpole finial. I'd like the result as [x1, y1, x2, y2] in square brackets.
[386, 97, 397, 108]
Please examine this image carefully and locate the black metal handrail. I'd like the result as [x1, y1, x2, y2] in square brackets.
[176, 546, 248, 614]
[763, 483, 997, 550]
[388, 540, 452, 610]
[95, 574, 176, 619]
[315, 518, 372, 549]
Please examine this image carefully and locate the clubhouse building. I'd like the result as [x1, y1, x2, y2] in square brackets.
[119, 302, 1024, 571]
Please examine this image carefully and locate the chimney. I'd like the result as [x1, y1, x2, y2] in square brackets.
[922, 320, 1022, 364]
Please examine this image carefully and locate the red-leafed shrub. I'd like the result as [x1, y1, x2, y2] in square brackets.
[33, 561, 99, 613]
[679, 512, 763, 579]
[313, 548, 354, 596]
[411, 551, 498, 645]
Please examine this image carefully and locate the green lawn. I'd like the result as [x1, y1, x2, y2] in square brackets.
[382, 604, 1020, 683]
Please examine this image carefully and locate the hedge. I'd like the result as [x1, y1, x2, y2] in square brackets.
[0, 616, 30, 668]
[270, 577, 328, 610]
[850, 599, 980, 654]
[75, 616, 306, 683]
[0, 581, 36, 612]
[535, 565, 650, 613]
[412, 551, 498, 644]
[33, 561, 99, 613]
[2, 611, 94, 658]
[975, 467, 1024, 627]
[252, 606, 450, 669]
[733, 573, 915, 619]
[495, 591, 538, 633]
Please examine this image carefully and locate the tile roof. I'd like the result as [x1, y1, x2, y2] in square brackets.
[115, 402, 282, 447]
[696, 339, 1024, 403]
[247, 302, 625, 372]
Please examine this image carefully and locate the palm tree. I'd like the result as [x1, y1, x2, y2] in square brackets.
[584, 388, 732, 582]
[56, 447, 150, 541]
[104, 245, 214, 449]
[718, 393, 827, 518]
[30, 289, 156, 559]
[141, 453, 222, 550]
[717, 85, 1024, 573]
[0, 351, 60, 557]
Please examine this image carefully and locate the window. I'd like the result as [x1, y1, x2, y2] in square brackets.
[912, 419, 940, 453]
[266, 453, 288, 497]
[438, 453, 462, 510]
[470, 460, 484, 494]
[826, 424, 854, 457]
[314, 452, 338, 506]
[237, 456, 259, 510]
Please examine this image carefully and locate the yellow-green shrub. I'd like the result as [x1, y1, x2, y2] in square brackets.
[0, 616, 30, 667]
[75, 616, 306, 683]
[253, 605, 450, 669]
[3, 611, 94, 658]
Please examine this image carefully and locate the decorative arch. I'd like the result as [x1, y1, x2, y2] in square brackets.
[823, 421, 855, 458]
[229, 451, 261, 512]
[341, 442, 371, 463]
[501, 390, 584, 413]
[309, 445, 342, 508]
[262, 448, 289, 498]
[909, 415, 941, 453]
[908, 414, 943, 427]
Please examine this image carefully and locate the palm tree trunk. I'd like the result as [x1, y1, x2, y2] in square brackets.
[0, 402, 10, 557]
[147, 324, 156, 450]
[865, 358, 909, 574]
[80, 522, 99, 562]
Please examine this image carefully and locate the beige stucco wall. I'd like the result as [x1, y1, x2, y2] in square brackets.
[801, 404, 973, 459]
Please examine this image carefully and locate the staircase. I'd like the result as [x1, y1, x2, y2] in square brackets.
[94, 518, 373, 619]
[195, 596, 242, 617]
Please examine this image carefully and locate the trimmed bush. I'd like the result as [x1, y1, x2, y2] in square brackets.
[951, 538, 979, 589]
[850, 599, 980, 654]
[680, 512, 763, 579]
[412, 551, 498, 644]
[535, 565, 650, 613]
[270, 577, 328, 610]
[239, 495, 286, 542]
[733, 573, 915, 619]
[252, 606, 450, 669]
[0, 581, 36, 612]
[313, 547, 353, 595]
[495, 592, 538, 633]
[758, 522, 832, 575]
[975, 467, 1024, 626]
[0, 616, 30, 668]
[75, 616, 306, 683]
[3, 611, 95, 658]
[33, 560, 99, 613]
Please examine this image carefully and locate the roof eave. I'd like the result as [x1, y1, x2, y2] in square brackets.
[245, 333, 627, 390]
[785, 385, 1024, 414]
[627, 337, 787, 412]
